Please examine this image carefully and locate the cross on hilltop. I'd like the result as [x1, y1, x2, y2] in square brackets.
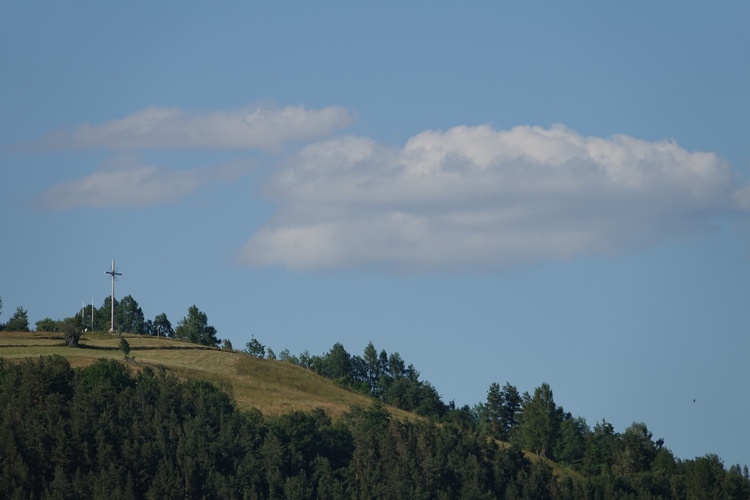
[104, 260, 122, 333]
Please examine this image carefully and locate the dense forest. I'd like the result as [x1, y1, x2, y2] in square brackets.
[1, 295, 749, 498]
[1, 356, 749, 499]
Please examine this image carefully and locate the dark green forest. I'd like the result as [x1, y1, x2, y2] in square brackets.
[1, 356, 749, 499]
[2, 294, 749, 498]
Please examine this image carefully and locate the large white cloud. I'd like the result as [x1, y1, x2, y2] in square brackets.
[239, 124, 741, 271]
[31, 105, 352, 150]
[39, 156, 246, 209]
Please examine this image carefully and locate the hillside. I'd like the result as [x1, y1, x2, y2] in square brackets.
[2, 330, 749, 498]
[0, 331, 415, 420]
[0, 330, 575, 474]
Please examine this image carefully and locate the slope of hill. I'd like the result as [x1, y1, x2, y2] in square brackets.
[3, 330, 749, 498]
[0, 331, 415, 420]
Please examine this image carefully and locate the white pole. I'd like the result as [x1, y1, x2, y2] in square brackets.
[105, 260, 122, 333]
[111, 261, 114, 332]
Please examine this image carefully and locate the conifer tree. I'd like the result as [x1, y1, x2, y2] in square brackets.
[5, 306, 29, 332]
[119, 337, 130, 358]
[518, 383, 561, 458]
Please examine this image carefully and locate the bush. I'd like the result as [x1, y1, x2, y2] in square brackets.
[119, 337, 131, 357]
[60, 318, 80, 347]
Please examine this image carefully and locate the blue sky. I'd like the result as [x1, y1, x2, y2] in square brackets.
[2, 2, 749, 466]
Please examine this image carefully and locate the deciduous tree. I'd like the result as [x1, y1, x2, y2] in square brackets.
[95, 296, 118, 331]
[115, 295, 145, 334]
[554, 414, 588, 468]
[35, 317, 59, 332]
[60, 318, 81, 347]
[175, 305, 219, 347]
[616, 422, 661, 474]
[153, 313, 174, 338]
[245, 337, 265, 358]
[279, 349, 299, 364]
[582, 419, 621, 476]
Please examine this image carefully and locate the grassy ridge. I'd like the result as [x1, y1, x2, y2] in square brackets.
[0, 331, 584, 481]
[0, 331, 416, 420]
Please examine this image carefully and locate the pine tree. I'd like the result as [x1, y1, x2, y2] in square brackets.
[518, 383, 561, 458]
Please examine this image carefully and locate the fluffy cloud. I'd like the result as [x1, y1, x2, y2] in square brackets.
[39, 156, 243, 209]
[31, 105, 352, 150]
[239, 124, 741, 271]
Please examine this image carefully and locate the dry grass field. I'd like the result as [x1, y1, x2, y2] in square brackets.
[0, 331, 417, 420]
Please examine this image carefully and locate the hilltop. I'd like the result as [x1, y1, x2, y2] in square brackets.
[0, 330, 415, 420]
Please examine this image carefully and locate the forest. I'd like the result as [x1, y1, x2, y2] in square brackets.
[1, 295, 749, 498]
[0, 355, 749, 499]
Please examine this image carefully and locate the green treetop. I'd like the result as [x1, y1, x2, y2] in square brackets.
[6, 306, 29, 332]
[175, 305, 220, 347]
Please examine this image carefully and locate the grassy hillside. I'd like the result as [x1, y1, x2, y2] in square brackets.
[0, 331, 416, 420]
[0, 331, 581, 478]
[0, 331, 581, 476]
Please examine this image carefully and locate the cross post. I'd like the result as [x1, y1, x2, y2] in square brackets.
[104, 260, 122, 333]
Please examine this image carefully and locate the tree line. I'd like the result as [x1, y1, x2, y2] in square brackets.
[1, 356, 748, 499]
[264, 341, 445, 420]
[0, 294, 220, 347]
[3, 293, 750, 497]
[259, 340, 750, 497]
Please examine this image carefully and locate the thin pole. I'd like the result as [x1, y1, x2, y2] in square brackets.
[111, 266, 114, 331]
[104, 260, 122, 333]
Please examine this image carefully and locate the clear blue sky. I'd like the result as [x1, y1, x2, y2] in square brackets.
[2, 2, 749, 467]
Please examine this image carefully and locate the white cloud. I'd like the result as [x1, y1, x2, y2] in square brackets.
[239, 124, 743, 271]
[31, 105, 352, 150]
[39, 156, 242, 209]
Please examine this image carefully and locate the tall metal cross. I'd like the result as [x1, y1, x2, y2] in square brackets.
[104, 260, 122, 333]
